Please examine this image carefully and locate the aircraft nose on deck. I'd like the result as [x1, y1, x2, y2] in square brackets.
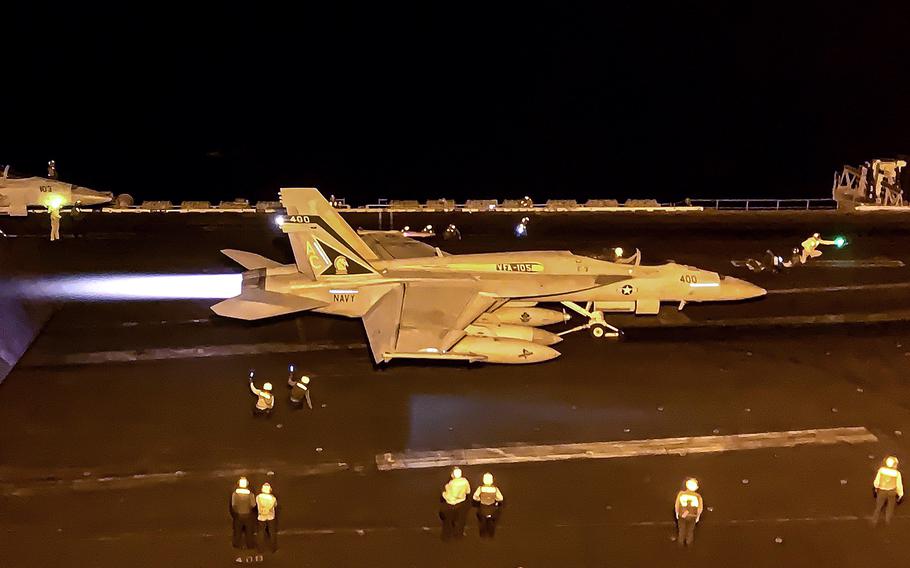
[72, 187, 114, 206]
[723, 276, 766, 300]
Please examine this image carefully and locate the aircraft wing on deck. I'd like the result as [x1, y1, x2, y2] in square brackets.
[361, 281, 498, 363]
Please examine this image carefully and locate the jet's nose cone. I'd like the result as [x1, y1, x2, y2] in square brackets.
[726, 277, 766, 299]
[72, 187, 113, 206]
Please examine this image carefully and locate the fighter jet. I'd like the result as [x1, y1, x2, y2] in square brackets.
[212, 188, 765, 364]
[0, 166, 113, 216]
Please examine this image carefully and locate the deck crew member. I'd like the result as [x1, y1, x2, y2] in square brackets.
[800, 233, 836, 263]
[472, 472, 504, 538]
[440, 467, 471, 540]
[49, 203, 62, 241]
[229, 477, 257, 549]
[289, 376, 311, 409]
[872, 456, 903, 526]
[675, 478, 704, 546]
[248, 371, 275, 417]
[256, 483, 278, 552]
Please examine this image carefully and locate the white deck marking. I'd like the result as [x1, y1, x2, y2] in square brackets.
[808, 259, 905, 268]
[768, 281, 910, 295]
[0, 462, 350, 496]
[82, 513, 909, 542]
[23, 341, 367, 366]
[376, 427, 877, 470]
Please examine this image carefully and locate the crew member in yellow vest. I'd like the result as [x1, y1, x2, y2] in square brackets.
[472, 472, 504, 538]
[872, 456, 904, 525]
[229, 477, 257, 549]
[439, 467, 471, 540]
[248, 370, 275, 417]
[49, 204, 62, 242]
[256, 483, 278, 552]
[800, 233, 836, 263]
[675, 478, 704, 546]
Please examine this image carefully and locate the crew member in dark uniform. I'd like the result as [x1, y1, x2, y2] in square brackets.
[230, 477, 257, 549]
[472, 472, 504, 538]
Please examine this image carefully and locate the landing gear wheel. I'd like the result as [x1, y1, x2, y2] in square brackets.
[590, 324, 607, 339]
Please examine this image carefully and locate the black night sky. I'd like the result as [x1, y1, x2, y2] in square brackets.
[2, 5, 908, 204]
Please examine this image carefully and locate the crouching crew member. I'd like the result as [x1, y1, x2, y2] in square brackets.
[289, 376, 311, 409]
[800, 233, 836, 263]
[248, 370, 275, 417]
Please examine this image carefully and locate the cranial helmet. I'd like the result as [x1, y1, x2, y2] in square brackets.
[261, 483, 272, 494]
[238, 477, 249, 488]
[263, 382, 273, 391]
[685, 478, 699, 492]
[483, 473, 494, 486]
[813, 232, 820, 238]
[886, 456, 899, 468]
[300, 376, 310, 385]
[451, 467, 462, 479]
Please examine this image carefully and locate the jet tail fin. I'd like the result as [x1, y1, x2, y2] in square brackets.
[279, 188, 379, 279]
[221, 249, 283, 270]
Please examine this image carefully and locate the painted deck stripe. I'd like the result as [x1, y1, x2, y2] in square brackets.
[0, 462, 352, 496]
[809, 259, 905, 268]
[23, 341, 367, 366]
[768, 282, 910, 295]
[375, 427, 877, 471]
[83, 513, 909, 542]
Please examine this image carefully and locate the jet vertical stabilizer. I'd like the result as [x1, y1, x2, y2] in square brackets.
[279, 188, 379, 279]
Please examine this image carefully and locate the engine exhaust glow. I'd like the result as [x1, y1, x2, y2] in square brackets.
[10, 274, 242, 301]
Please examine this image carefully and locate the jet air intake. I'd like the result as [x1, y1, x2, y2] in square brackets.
[450, 336, 560, 364]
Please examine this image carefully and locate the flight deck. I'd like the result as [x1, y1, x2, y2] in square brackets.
[1, 211, 910, 566]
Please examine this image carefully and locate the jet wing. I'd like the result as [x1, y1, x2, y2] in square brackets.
[211, 289, 327, 320]
[395, 282, 498, 354]
[360, 281, 497, 363]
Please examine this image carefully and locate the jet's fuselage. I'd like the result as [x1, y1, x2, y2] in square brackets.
[252, 250, 764, 319]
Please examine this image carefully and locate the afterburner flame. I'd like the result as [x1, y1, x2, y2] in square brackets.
[11, 274, 242, 301]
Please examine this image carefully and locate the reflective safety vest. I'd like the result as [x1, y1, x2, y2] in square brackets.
[802, 237, 820, 250]
[874, 467, 904, 497]
[250, 383, 274, 410]
[675, 491, 703, 520]
[231, 488, 255, 515]
[256, 392, 274, 410]
[473, 485, 503, 506]
[256, 493, 277, 521]
[442, 477, 471, 505]
[290, 383, 308, 402]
